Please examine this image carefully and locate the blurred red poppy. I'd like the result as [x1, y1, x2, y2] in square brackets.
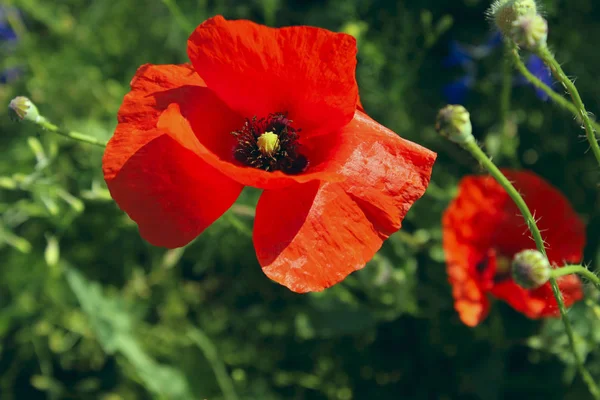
[443, 170, 585, 326]
[102, 16, 436, 292]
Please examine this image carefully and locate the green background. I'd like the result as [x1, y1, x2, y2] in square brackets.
[1, 0, 600, 399]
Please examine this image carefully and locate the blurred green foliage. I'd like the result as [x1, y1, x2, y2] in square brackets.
[1, 0, 600, 399]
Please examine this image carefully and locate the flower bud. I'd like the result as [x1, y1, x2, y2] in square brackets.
[488, 0, 538, 37]
[511, 249, 550, 289]
[511, 14, 548, 49]
[435, 105, 474, 144]
[8, 96, 41, 123]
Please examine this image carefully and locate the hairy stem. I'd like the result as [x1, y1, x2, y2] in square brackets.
[509, 46, 600, 134]
[187, 328, 240, 400]
[535, 46, 600, 169]
[551, 265, 600, 292]
[37, 118, 107, 148]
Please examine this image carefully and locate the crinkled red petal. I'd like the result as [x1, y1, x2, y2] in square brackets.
[187, 15, 358, 136]
[442, 176, 507, 326]
[491, 273, 583, 319]
[253, 181, 386, 293]
[103, 64, 242, 248]
[253, 113, 436, 292]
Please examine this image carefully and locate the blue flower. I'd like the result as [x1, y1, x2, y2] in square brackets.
[525, 55, 553, 101]
[442, 32, 503, 104]
[0, 6, 18, 42]
[443, 74, 475, 105]
[0, 6, 22, 85]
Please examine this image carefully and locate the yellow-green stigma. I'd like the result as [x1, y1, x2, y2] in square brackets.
[257, 131, 280, 156]
[496, 255, 511, 275]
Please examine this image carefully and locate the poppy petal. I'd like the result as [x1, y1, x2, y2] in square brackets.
[103, 63, 205, 177]
[490, 274, 583, 319]
[103, 64, 243, 248]
[254, 114, 435, 292]
[327, 111, 436, 236]
[187, 15, 358, 135]
[253, 181, 385, 293]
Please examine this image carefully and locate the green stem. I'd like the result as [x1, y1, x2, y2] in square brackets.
[509, 46, 600, 134]
[37, 118, 107, 148]
[551, 265, 600, 292]
[535, 46, 600, 169]
[462, 140, 600, 400]
[187, 328, 239, 400]
[161, 0, 195, 34]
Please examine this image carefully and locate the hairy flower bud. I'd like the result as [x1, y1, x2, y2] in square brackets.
[511, 249, 550, 289]
[8, 96, 41, 123]
[511, 14, 548, 49]
[435, 105, 473, 144]
[487, 0, 538, 37]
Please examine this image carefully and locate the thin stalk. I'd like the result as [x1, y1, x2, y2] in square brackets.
[536, 46, 600, 168]
[509, 46, 600, 134]
[37, 118, 107, 148]
[187, 328, 239, 400]
[462, 140, 600, 399]
[551, 265, 600, 292]
[161, 0, 195, 34]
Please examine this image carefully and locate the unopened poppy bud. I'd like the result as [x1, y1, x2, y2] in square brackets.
[435, 105, 473, 144]
[9, 96, 41, 123]
[511, 14, 547, 49]
[488, 0, 538, 37]
[511, 249, 550, 289]
[257, 131, 280, 156]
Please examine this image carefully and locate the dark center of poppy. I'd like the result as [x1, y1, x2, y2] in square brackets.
[231, 113, 308, 174]
[476, 249, 512, 284]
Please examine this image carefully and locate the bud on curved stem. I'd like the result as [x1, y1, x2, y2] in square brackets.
[435, 105, 474, 144]
[511, 14, 547, 50]
[9, 96, 41, 123]
[488, 0, 538, 37]
[512, 249, 550, 289]
[8, 97, 107, 148]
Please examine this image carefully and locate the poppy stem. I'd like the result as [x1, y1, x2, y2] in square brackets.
[161, 0, 195, 34]
[551, 265, 600, 292]
[187, 328, 240, 400]
[508, 46, 600, 138]
[534, 46, 600, 169]
[462, 140, 600, 400]
[35, 117, 108, 148]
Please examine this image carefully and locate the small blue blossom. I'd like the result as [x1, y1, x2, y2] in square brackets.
[513, 55, 554, 101]
[442, 32, 502, 104]
[0, 5, 22, 84]
[0, 6, 18, 42]
[0, 66, 21, 84]
[525, 55, 553, 101]
[443, 74, 475, 105]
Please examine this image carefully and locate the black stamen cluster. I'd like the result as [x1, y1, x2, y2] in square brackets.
[232, 113, 308, 174]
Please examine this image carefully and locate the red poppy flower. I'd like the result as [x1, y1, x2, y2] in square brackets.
[102, 16, 436, 292]
[443, 170, 585, 326]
